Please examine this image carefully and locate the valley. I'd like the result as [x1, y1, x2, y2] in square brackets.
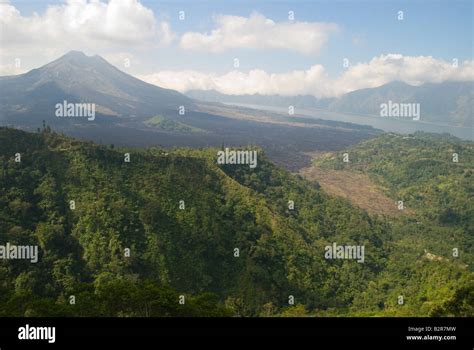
[0, 51, 380, 171]
[0, 127, 472, 317]
[0, 51, 472, 319]
[219, 103, 474, 141]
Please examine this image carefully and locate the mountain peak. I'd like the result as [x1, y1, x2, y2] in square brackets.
[58, 50, 104, 64]
[63, 50, 88, 58]
[40, 50, 113, 74]
[383, 80, 414, 88]
[1, 49, 192, 120]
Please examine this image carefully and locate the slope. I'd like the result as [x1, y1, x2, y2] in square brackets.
[0, 128, 471, 316]
[0, 51, 193, 124]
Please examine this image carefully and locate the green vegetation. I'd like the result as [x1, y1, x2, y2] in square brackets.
[316, 132, 473, 226]
[145, 115, 205, 133]
[0, 128, 471, 317]
[314, 132, 473, 316]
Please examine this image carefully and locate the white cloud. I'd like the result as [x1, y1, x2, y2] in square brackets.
[138, 54, 474, 98]
[0, 0, 173, 74]
[180, 13, 339, 55]
[336, 54, 474, 93]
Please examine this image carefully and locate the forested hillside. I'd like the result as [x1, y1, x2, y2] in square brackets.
[0, 127, 471, 316]
[313, 132, 473, 315]
[315, 132, 473, 231]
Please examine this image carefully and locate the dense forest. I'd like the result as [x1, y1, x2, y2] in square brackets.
[314, 132, 473, 316]
[0, 127, 472, 317]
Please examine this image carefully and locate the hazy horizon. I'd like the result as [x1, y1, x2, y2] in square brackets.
[1, 0, 473, 99]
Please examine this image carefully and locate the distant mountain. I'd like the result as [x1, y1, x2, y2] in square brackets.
[0, 51, 193, 124]
[0, 51, 381, 171]
[327, 81, 473, 127]
[187, 81, 474, 127]
[186, 90, 333, 109]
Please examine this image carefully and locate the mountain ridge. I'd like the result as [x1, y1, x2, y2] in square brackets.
[186, 80, 473, 127]
[0, 126, 471, 316]
[0, 51, 193, 123]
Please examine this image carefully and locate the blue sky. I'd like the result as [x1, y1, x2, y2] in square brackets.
[1, 0, 473, 96]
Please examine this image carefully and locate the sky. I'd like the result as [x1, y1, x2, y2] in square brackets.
[0, 0, 472, 97]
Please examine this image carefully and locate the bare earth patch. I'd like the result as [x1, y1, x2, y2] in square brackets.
[300, 163, 411, 217]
